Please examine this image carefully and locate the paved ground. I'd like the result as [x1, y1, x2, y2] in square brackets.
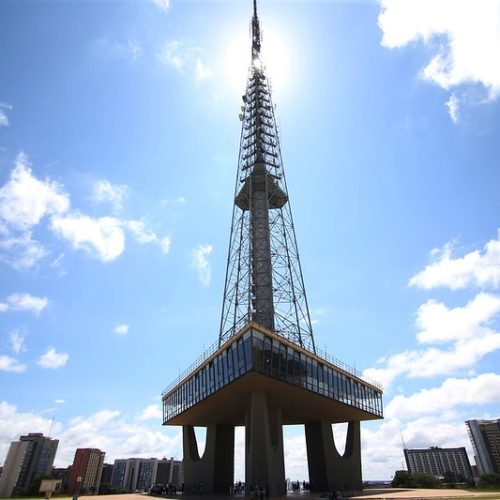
[76, 489, 500, 500]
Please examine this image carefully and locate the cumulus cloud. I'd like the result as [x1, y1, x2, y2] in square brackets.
[0, 402, 62, 459]
[0, 293, 49, 315]
[416, 292, 500, 343]
[0, 155, 170, 267]
[0, 402, 185, 475]
[0, 153, 69, 268]
[378, 0, 500, 98]
[91, 179, 129, 212]
[51, 214, 125, 262]
[0, 355, 26, 373]
[0, 153, 69, 231]
[114, 324, 129, 335]
[386, 373, 500, 419]
[157, 41, 212, 82]
[409, 232, 500, 290]
[139, 404, 162, 421]
[191, 244, 213, 286]
[364, 292, 500, 388]
[0, 103, 12, 126]
[37, 347, 69, 369]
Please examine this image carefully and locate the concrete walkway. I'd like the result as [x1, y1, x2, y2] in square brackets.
[76, 490, 500, 500]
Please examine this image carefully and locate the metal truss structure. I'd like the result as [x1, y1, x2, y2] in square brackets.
[219, 0, 316, 353]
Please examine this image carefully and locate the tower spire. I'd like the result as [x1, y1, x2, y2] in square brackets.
[251, 0, 261, 62]
[219, 0, 316, 352]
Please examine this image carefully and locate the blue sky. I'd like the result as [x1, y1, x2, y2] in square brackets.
[1, 0, 500, 482]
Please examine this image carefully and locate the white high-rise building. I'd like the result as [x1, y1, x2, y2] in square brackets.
[111, 458, 158, 491]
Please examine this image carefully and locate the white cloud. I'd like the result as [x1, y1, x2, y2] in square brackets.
[416, 292, 500, 343]
[386, 373, 500, 419]
[114, 324, 129, 335]
[55, 399, 65, 404]
[409, 232, 500, 290]
[0, 231, 47, 270]
[125, 220, 171, 255]
[0, 355, 26, 373]
[0, 402, 62, 461]
[152, 0, 170, 11]
[0, 153, 69, 231]
[9, 330, 26, 355]
[445, 93, 459, 123]
[91, 179, 129, 212]
[37, 347, 69, 369]
[0, 103, 12, 126]
[139, 404, 162, 421]
[0, 402, 183, 470]
[160, 236, 171, 254]
[378, 0, 500, 98]
[0, 155, 168, 268]
[158, 41, 212, 82]
[0, 293, 49, 315]
[196, 58, 212, 81]
[0, 153, 69, 268]
[364, 292, 500, 388]
[51, 214, 125, 262]
[126, 220, 157, 244]
[191, 244, 213, 286]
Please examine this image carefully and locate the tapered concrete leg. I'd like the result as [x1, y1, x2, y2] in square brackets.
[245, 391, 286, 497]
[305, 421, 361, 492]
[183, 424, 234, 494]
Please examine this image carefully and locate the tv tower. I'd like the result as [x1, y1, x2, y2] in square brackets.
[162, 2, 383, 496]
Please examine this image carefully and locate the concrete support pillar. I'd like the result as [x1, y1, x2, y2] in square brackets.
[183, 423, 234, 494]
[305, 420, 362, 493]
[245, 391, 286, 497]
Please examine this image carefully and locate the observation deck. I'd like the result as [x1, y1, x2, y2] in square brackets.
[162, 322, 383, 427]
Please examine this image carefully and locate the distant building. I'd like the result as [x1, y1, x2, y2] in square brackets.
[404, 447, 473, 482]
[111, 458, 158, 491]
[99, 463, 114, 491]
[51, 466, 71, 493]
[67, 448, 105, 495]
[0, 433, 59, 497]
[156, 457, 183, 486]
[466, 419, 500, 474]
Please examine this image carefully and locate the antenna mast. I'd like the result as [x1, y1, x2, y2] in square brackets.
[251, 0, 261, 62]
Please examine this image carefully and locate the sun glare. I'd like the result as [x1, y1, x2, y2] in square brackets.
[223, 27, 291, 96]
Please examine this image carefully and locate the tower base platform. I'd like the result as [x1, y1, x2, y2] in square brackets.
[162, 323, 383, 497]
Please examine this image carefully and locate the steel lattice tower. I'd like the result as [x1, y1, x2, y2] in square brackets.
[162, 2, 383, 495]
[219, 0, 316, 352]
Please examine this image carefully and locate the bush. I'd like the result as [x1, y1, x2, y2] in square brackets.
[477, 473, 500, 489]
[391, 470, 441, 489]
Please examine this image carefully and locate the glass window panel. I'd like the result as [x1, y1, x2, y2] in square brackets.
[252, 335, 264, 371]
[244, 335, 253, 370]
[263, 337, 272, 374]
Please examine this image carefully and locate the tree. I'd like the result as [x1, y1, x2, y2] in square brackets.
[391, 470, 441, 489]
